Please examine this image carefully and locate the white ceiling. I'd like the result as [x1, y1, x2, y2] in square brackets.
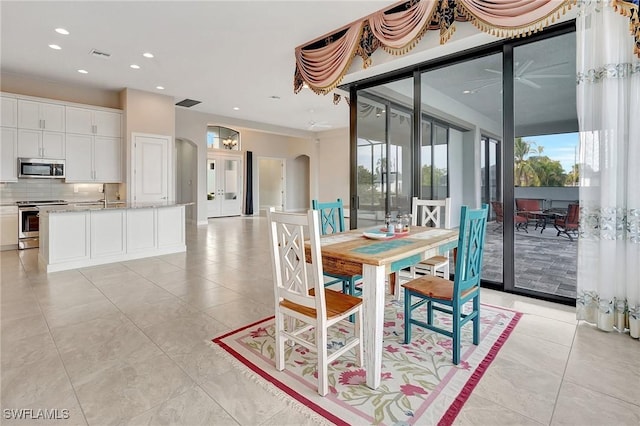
[0, 1, 395, 135]
[1, 1, 577, 138]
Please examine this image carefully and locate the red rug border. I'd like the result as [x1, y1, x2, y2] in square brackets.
[212, 316, 348, 426]
[212, 305, 522, 426]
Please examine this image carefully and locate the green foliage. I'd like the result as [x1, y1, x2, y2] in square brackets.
[514, 137, 539, 186]
[529, 156, 567, 187]
[421, 164, 446, 186]
[565, 163, 579, 186]
[514, 137, 575, 187]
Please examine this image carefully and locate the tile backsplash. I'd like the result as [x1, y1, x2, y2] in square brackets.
[0, 180, 121, 204]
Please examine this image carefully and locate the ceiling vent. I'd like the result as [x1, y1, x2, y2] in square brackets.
[175, 99, 201, 108]
[89, 49, 111, 58]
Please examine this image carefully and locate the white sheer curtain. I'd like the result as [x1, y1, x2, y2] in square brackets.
[576, 0, 640, 338]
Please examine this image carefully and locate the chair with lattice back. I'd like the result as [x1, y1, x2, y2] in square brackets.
[410, 197, 452, 279]
[267, 208, 363, 396]
[402, 204, 488, 365]
[311, 199, 362, 297]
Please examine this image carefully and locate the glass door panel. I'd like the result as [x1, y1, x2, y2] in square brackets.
[356, 96, 387, 227]
[421, 53, 503, 284]
[513, 32, 577, 298]
[388, 107, 412, 215]
[420, 120, 432, 199]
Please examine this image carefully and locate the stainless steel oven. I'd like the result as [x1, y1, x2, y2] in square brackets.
[17, 200, 68, 249]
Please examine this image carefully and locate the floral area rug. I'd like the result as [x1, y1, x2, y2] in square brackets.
[212, 298, 521, 426]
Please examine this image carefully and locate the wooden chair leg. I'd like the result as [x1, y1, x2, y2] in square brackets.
[389, 273, 396, 295]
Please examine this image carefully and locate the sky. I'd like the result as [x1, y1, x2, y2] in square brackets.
[522, 132, 579, 173]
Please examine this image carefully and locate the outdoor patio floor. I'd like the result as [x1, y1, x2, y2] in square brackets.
[482, 221, 577, 299]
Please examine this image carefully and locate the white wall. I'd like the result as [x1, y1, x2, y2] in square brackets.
[1, 72, 121, 109]
[176, 138, 197, 222]
[316, 128, 350, 209]
[290, 155, 310, 211]
[120, 89, 176, 202]
[258, 158, 283, 210]
[175, 108, 319, 224]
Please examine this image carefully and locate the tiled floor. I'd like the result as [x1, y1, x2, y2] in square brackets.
[1, 216, 638, 425]
[482, 223, 577, 298]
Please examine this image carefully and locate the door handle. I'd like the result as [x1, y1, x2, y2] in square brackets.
[161, 196, 167, 200]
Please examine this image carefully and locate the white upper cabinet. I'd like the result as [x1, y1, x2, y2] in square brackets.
[66, 106, 121, 137]
[1, 97, 17, 127]
[17, 129, 65, 159]
[65, 134, 121, 183]
[0, 127, 18, 181]
[17, 99, 65, 132]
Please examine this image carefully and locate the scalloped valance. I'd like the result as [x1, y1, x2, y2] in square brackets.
[294, 0, 639, 95]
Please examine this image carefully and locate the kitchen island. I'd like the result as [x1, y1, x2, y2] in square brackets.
[38, 202, 190, 273]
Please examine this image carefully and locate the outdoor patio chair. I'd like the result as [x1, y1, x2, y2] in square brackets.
[402, 204, 488, 365]
[515, 198, 544, 230]
[491, 201, 528, 232]
[554, 203, 579, 241]
[267, 208, 363, 396]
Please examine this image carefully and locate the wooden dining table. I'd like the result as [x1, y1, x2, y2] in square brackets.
[307, 225, 459, 389]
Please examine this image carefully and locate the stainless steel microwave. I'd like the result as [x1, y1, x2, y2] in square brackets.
[18, 158, 65, 179]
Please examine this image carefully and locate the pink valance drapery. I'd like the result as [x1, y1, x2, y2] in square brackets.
[295, 0, 639, 96]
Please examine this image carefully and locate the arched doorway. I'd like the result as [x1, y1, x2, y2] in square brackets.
[175, 137, 198, 223]
[292, 154, 310, 211]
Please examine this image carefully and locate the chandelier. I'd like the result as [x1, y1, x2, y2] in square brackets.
[223, 137, 238, 149]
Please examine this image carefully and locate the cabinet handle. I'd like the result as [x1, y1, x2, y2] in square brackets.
[42, 119, 45, 129]
[92, 124, 97, 134]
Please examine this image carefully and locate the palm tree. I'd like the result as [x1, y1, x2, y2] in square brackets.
[514, 137, 539, 186]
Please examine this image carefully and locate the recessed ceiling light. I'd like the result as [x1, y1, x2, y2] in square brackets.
[143, 52, 154, 58]
[156, 86, 165, 90]
[55, 28, 69, 35]
[130, 64, 140, 69]
[463, 90, 471, 94]
[49, 44, 61, 50]
[233, 107, 240, 111]
[78, 69, 88, 74]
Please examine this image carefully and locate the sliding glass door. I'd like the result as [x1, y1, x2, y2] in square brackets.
[355, 77, 413, 227]
[348, 24, 576, 303]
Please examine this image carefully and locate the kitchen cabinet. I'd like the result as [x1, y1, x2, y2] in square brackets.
[66, 106, 121, 137]
[65, 134, 121, 182]
[39, 205, 186, 272]
[1, 96, 17, 127]
[207, 153, 242, 217]
[17, 99, 65, 132]
[1, 127, 18, 181]
[90, 210, 126, 258]
[0, 205, 18, 249]
[17, 129, 65, 159]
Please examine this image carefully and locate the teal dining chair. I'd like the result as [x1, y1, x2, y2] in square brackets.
[402, 204, 488, 365]
[311, 199, 362, 297]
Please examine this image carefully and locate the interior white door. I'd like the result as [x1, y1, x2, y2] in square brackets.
[206, 154, 242, 218]
[221, 158, 242, 216]
[133, 134, 169, 202]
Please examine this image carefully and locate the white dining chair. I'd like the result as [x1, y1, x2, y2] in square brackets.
[410, 197, 452, 278]
[266, 208, 363, 396]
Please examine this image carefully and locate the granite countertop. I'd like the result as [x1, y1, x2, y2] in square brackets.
[39, 201, 194, 213]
